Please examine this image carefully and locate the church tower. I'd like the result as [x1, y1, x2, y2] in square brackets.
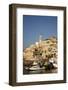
[39, 35, 42, 43]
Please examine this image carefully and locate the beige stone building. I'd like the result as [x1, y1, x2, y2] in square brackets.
[23, 36, 57, 62]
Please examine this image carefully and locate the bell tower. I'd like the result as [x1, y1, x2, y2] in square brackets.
[39, 35, 42, 43]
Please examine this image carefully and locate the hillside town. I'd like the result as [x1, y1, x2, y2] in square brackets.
[23, 35, 58, 73]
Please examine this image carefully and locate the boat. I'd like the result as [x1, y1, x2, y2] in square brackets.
[53, 63, 58, 68]
[29, 65, 45, 71]
[29, 61, 45, 71]
[49, 58, 58, 68]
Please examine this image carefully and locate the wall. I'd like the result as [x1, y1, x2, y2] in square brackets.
[0, 0, 68, 90]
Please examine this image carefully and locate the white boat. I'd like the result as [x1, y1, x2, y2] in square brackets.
[49, 58, 58, 68]
[29, 65, 40, 70]
[29, 65, 45, 71]
[53, 63, 58, 68]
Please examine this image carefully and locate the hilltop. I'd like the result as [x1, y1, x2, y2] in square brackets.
[23, 36, 57, 65]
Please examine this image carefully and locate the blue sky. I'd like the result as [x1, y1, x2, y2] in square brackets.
[23, 15, 57, 49]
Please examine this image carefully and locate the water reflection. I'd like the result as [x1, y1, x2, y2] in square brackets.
[23, 68, 57, 75]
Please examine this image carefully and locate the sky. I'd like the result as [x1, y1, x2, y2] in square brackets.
[23, 15, 57, 49]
